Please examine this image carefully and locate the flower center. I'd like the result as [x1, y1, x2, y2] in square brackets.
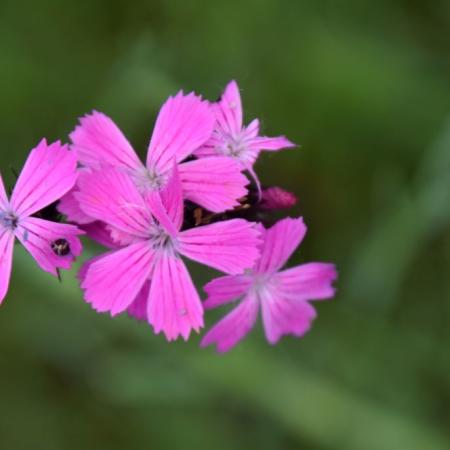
[251, 273, 278, 302]
[0, 210, 18, 230]
[134, 167, 165, 192]
[219, 134, 246, 159]
[252, 273, 269, 291]
[151, 226, 175, 253]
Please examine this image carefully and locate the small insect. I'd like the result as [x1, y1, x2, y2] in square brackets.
[51, 239, 71, 256]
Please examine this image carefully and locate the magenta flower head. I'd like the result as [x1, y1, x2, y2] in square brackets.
[201, 217, 337, 352]
[195, 80, 296, 174]
[0, 139, 83, 304]
[59, 91, 249, 220]
[77, 164, 261, 341]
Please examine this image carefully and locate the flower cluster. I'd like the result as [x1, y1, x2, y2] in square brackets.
[0, 80, 337, 352]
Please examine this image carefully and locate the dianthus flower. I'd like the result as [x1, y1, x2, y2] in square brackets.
[0, 140, 83, 303]
[78, 165, 260, 341]
[201, 217, 337, 352]
[194, 80, 295, 186]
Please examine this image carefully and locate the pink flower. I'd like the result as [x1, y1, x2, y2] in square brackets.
[200, 217, 337, 352]
[195, 80, 296, 170]
[78, 165, 261, 341]
[64, 92, 248, 217]
[0, 139, 83, 304]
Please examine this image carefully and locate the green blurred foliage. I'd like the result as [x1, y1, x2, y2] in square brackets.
[0, 0, 449, 449]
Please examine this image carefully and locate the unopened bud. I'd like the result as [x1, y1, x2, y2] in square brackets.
[261, 187, 297, 210]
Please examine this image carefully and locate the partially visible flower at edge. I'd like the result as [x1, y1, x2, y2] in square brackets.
[0, 139, 83, 304]
[201, 217, 337, 352]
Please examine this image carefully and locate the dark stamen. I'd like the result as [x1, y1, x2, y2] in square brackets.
[0, 211, 19, 230]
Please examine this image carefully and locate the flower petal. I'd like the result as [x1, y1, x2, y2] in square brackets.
[261, 293, 317, 345]
[0, 173, 9, 209]
[76, 168, 152, 238]
[78, 253, 106, 285]
[215, 80, 243, 135]
[81, 241, 154, 316]
[0, 229, 14, 304]
[179, 219, 261, 275]
[248, 135, 296, 152]
[244, 118, 259, 138]
[147, 253, 203, 341]
[276, 263, 337, 301]
[10, 139, 78, 217]
[256, 217, 307, 274]
[202, 274, 252, 310]
[145, 191, 178, 237]
[58, 189, 93, 225]
[200, 294, 258, 353]
[70, 111, 143, 170]
[144, 164, 183, 236]
[127, 280, 151, 322]
[80, 222, 120, 249]
[179, 157, 248, 213]
[192, 134, 222, 158]
[146, 92, 215, 173]
[159, 163, 184, 231]
[16, 217, 83, 276]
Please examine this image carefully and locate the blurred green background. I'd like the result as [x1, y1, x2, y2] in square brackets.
[0, 1, 449, 449]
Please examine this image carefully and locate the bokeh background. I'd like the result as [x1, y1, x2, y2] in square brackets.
[0, 1, 449, 449]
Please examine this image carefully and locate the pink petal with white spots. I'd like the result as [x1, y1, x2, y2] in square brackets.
[16, 217, 83, 276]
[256, 217, 307, 274]
[203, 274, 252, 309]
[179, 157, 248, 212]
[76, 168, 152, 238]
[70, 111, 142, 171]
[276, 263, 337, 301]
[261, 293, 317, 345]
[146, 92, 214, 173]
[179, 219, 261, 275]
[10, 140, 78, 217]
[0, 229, 14, 304]
[200, 294, 258, 353]
[147, 252, 203, 341]
[81, 240, 154, 316]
